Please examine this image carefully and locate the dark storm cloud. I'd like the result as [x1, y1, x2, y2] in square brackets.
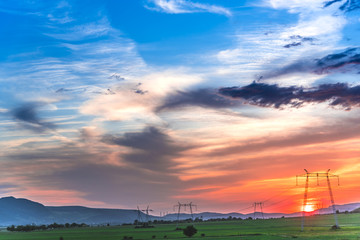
[11, 102, 56, 133]
[219, 82, 360, 109]
[156, 89, 237, 112]
[324, 0, 360, 12]
[263, 48, 360, 79]
[102, 126, 191, 171]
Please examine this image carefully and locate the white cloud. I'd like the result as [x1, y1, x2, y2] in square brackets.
[80, 69, 204, 123]
[283, 14, 346, 39]
[145, 0, 232, 16]
[44, 17, 116, 41]
[263, 0, 325, 12]
[212, 0, 348, 84]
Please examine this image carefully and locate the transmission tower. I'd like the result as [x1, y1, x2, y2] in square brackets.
[253, 202, 264, 219]
[141, 205, 153, 223]
[296, 169, 340, 231]
[173, 202, 197, 228]
[136, 206, 144, 225]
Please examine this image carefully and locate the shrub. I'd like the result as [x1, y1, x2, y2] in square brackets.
[330, 225, 340, 230]
[183, 225, 197, 237]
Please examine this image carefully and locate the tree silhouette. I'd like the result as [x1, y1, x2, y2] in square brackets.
[183, 225, 197, 237]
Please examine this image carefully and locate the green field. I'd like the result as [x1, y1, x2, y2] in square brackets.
[0, 213, 360, 240]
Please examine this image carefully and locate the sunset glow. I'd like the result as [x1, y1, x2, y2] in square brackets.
[304, 204, 315, 213]
[0, 0, 359, 214]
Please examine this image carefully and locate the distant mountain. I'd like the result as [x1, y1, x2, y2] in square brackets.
[0, 196, 359, 226]
[0, 196, 148, 226]
[0, 197, 53, 225]
[318, 203, 360, 214]
[46, 206, 146, 225]
[352, 208, 360, 213]
[163, 211, 299, 221]
[162, 203, 360, 220]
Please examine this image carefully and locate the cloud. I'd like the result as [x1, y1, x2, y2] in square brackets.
[145, 0, 232, 16]
[11, 102, 56, 132]
[283, 42, 302, 48]
[264, 0, 325, 12]
[80, 70, 204, 122]
[283, 35, 315, 48]
[262, 47, 360, 79]
[219, 82, 360, 110]
[156, 88, 237, 112]
[44, 17, 116, 41]
[315, 47, 360, 74]
[3, 140, 182, 207]
[102, 126, 191, 172]
[205, 117, 360, 157]
[324, 0, 360, 12]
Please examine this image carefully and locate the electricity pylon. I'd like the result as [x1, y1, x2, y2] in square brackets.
[173, 202, 197, 228]
[136, 206, 144, 225]
[141, 205, 153, 223]
[296, 169, 340, 231]
[253, 202, 264, 219]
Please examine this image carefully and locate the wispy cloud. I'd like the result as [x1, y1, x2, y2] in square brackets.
[145, 0, 232, 16]
[213, 0, 347, 81]
[44, 17, 116, 41]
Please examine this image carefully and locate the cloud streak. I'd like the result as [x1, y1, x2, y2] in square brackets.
[219, 82, 360, 110]
[145, 0, 232, 16]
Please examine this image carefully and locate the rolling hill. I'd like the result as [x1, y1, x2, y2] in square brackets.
[0, 196, 359, 226]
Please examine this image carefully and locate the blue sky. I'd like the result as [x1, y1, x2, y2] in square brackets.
[0, 0, 360, 214]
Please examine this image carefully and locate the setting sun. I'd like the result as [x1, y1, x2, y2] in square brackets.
[304, 204, 315, 212]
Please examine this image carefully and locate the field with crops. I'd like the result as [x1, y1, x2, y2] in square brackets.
[0, 213, 359, 240]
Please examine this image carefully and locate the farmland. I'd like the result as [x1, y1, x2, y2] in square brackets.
[0, 213, 359, 240]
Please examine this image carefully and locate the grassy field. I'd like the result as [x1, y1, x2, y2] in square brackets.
[0, 213, 359, 240]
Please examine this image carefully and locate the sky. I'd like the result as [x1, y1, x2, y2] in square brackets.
[0, 0, 360, 215]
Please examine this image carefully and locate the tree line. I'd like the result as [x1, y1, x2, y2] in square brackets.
[7, 222, 89, 232]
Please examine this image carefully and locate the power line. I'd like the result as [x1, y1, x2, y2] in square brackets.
[236, 205, 254, 213]
[262, 185, 295, 203]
